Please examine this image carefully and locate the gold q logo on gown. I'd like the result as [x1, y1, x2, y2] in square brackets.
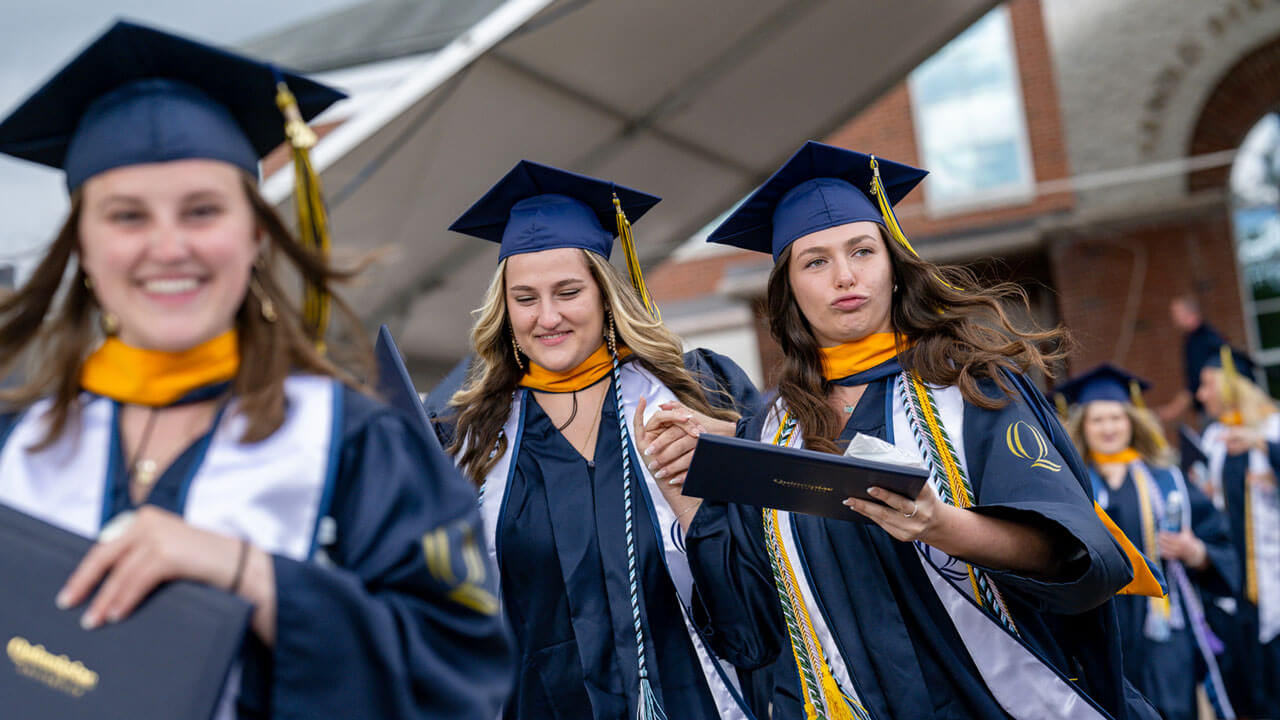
[1006, 421, 1062, 472]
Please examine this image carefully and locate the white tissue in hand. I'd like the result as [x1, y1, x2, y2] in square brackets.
[844, 433, 926, 470]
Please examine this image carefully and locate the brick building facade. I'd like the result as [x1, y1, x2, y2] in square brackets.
[646, 0, 1280, 419]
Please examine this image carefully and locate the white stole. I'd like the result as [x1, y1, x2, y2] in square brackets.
[475, 362, 750, 719]
[0, 375, 341, 720]
[760, 383, 1114, 720]
[1204, 415, 1280, 643]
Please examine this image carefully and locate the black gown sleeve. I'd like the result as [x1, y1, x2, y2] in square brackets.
[268, 389, 512, 719]
[682, 348, 765, 416]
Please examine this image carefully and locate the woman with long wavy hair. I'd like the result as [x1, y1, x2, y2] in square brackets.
[0, 22, 510, 719]
[1060, 365, 1237, 720]
[436, 161, 762, 720]
[660, 141, 1162, 720]
[1194, 348, 1280, 717]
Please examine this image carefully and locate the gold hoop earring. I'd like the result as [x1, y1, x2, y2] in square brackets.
[510, 329, 525, 372]
[605, 310, 618, 357]
[249, 274, 278, 323]
[83, 275, 94, 290]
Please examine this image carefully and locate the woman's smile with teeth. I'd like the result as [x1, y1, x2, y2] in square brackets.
[141, 277, 201, 294]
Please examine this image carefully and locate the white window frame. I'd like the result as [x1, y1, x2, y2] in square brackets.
[906, 5, 1036, 216]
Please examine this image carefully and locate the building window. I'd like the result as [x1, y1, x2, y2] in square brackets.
[1231, 112, 1280, 394]
[908, 6, 1034, 213]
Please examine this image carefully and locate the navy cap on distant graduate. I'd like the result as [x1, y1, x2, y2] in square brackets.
[0, 20, 344, 190]
[449, 160, 660, 261]
[1203, 344, 1258, 381]
[707, 140, 928, 261]
[1057, 364, 1152, 406]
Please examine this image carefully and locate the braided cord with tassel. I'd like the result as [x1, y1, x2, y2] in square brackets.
[275, 78, 332, 349]
[609, 346, 668, 720]
[760, 413, 870, 720]
[899, 372, 1019, 634]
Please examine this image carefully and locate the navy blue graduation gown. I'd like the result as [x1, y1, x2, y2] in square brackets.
[431, 352, 763, 719]
[686, 377, 1155, 720]
[2, 385, 515, 719]
[1096, 466, 1236, 720]
[497, 388, 727, 719]
[1206, 438, 1280, 717]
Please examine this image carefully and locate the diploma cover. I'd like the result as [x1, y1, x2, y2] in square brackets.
[683, 434, 929, 522]
[0, 502, 251, 720]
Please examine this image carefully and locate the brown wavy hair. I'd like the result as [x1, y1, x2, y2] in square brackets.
[768, 225, 1069, 454]
[0, 173, 372, 449]
[446, 249, 737, 484]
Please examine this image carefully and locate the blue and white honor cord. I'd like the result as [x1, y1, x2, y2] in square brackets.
[610, 350, 669, 720]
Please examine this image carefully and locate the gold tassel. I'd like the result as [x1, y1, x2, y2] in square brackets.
[614, 193, 660, 321]
[1130, 379, 1167, 448]
[1054, 392, 1069, 421]
[869, 155, 921, 258]
[276, 80, 331, 350]
[870, 156, 959, 294]
[1220, 346, 1243, 426]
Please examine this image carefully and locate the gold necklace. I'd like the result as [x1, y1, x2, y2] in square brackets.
[127, 407, 162, 488]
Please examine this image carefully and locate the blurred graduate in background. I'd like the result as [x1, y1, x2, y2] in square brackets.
[0, 21, 512, 719]
[1195, 347, 1280, 718]
[1060, 365, 1237, 720]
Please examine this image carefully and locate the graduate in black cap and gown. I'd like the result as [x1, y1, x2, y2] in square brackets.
[0, 21, 512, 719]
[1059, 365, 1238, 720]
[664, 141, 1164, 720]
[1195, 347, 1280, 717]
[434, 160, 762, 719]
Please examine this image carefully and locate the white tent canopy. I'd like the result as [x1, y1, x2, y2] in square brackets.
[260, 0, 1001, 376]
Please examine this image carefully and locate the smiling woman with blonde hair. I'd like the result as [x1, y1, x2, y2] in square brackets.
[434, 161, 762, 720]
[672, 141, 1161, 720]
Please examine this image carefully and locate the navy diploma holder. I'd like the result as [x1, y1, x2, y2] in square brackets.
[0, 502, 251, 719]
[683, 434, 929, 522]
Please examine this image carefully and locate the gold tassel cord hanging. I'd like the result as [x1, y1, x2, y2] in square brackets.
[870, 156, 960, 292]
[1130, 380, 1168, 449]
[869, 155, 921, 259]
[1220, 346, 1243, 427]
[1054, 393, 1069, 422]
[614, 193, 661, 321]
[276, 80, 332, 350]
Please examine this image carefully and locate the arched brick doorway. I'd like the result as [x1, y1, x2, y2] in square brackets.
[1188, 33, 1280, 392]
[1188, 36, 1280, 192]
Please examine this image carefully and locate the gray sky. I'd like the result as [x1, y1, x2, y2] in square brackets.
[0, 0, 363, 274]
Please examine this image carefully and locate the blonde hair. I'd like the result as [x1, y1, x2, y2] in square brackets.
[1066, 401, 1174, 467]
[1205, 366, 1278, 426]
[446, 249, 736, 483]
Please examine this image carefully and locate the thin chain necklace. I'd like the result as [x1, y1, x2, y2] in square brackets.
[126, 407, 163, 488]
